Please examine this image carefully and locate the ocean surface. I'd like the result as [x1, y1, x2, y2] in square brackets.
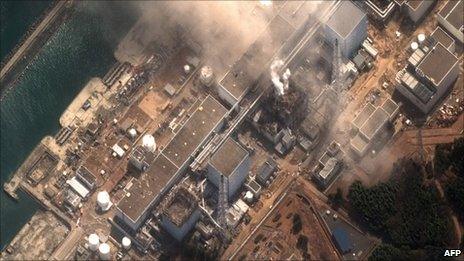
[0, 1, 52, 62]
[0, 1, 137, 249]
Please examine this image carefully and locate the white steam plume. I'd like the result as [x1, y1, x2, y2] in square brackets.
[270, 59, 291, 96]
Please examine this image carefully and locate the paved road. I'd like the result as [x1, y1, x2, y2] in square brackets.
[0, 1, 68, 79]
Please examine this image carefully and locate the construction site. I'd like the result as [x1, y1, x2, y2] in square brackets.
[1, 0, 463, 260]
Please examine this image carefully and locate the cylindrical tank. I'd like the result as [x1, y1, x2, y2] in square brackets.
[97, 191, 111, 211]
[244, 191, 254, 202]
[121, 237, 131, 250]
[417, 33, 426, 44]
[410, 42, 419, 51]
[184, 64, 191, 74]
[88, 233, 100, 251]
[127, 128, 137, 139]
[199, 66, 215, 87]
[142, 134, 156, 152]
[99, 243, 111, 260]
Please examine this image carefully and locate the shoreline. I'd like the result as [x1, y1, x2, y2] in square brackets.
[0, 1, 73, 99]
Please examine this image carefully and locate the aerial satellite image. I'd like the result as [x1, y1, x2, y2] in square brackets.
[0, 1, 463, 260]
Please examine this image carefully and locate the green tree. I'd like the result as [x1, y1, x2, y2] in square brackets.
[348, 180, 397, 233]
[446, 177, 464, 217]
[369, 244, 410, 261]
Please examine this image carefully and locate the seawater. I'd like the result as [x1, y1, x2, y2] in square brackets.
[0, 1, 52, 62]
[0, 1, 137, 249]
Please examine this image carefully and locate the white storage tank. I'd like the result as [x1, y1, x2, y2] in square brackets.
[244, 191, 254, 203]
[127, 128, 137, 139]
[142, 134, 156, 152]
[410, 41, 419, 51]
[99, 243, 111, 260]
[88, 233, 100, 251]
[184, 64, 191, 74]
[121, 237, 131, 250]
[97, 191, 112, 212]
[417, 33, 426, 45]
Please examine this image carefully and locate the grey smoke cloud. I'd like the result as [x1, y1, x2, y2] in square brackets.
[121, 1, 274, 72]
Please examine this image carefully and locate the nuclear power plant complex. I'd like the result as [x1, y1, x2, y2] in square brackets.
[2, 1, 463, 260]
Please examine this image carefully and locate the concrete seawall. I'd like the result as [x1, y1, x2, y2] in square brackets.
[0, 1, 73, 98]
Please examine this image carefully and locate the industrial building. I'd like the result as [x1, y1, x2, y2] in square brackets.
[399, 0, 435, 24]
[160, 187, 201, 241]
[350, 99, 399, 157]
[245, 178, 262, 198]
[396, 41, 459, 114]
[225, 199, 249, 228]
[207, 137, 250, 199]
[359, 1, 396, 23]
[437, 0, 463, 43]
[76, 166, 97, 190]
[314, 157, 342, 188]
[298, 116, 321, 152]
[256, 158, 278, 186]
[324, 1, 368, 58]
[129, 146, 156, 172]
[217, 16, 294, 108]
[313, 141, 343, 188]
[116, 96, 227, 230]
[430, 26, 456, 53]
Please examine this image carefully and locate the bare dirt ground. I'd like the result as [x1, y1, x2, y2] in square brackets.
[1, 211, 69, 260]
[233, 187, 340, 261]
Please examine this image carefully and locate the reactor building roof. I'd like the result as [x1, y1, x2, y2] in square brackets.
[416, 43, 459, 88]
[352, 103, 376, 130]
[162, 187, 198, 227]
[325, 1, 366, 39]
[350, 133, 369, 155]
[219, 16, 293, 101]
[163, 96, 227, 167]
[381, 99, 400, 119]
[359, 107, 389, 140]
[430, 26, 455, 51]
[210, 137, 248, 178]
[350, 99, 398, 156]
[117, 154, 179, 222]
[438, 0, 463, 40]
[117, 96, 226, 223]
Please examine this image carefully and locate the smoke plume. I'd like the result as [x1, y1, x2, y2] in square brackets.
[270, 59, 291, 96]
[116, 1, 274, 75]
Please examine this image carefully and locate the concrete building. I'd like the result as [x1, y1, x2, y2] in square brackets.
[67, 176, 90, 199]
[76, 166, 97, 190]
[160, 188, 201, 241]
[324, 1, 368, 58]
[256, 158, 278, 186]
[403, 0, 435, 24]
[396, 43, 459, 114]
[437, 0, 463, 43]
[350, 99, 399, 157]
[361, 0, 396, 23]
[129, 146, 156, 172]
[218, 16, 294, 108]
[116, 96, 227, 231]
[430, 26, 456, 53]
[314, 157, 342, 188]
[245, 179, 262, 198]
[226, 199, 249, 228]
[207, 137, 250, 199]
